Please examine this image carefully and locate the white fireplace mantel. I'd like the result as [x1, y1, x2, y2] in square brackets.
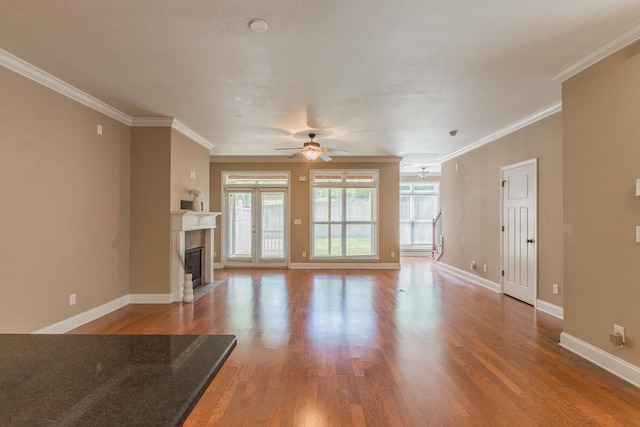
[170, 211, 221, 302]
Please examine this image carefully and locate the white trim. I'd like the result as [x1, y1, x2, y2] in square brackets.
[433, 262, 501, 293]
[214, 262, 224, 269]
[129, 294, 173, 304]
[437, 102, 561, 164]
[130, 117, 214, 150]
[400, 250, 432, 257]
[172, 119, 214, 150]
[33, 295, 130, 334]
[536, 300, 564, 319]
[0, 48, 132, 125]
[560, 332, 640, 389]
[289, 262, 400, 270]
[553, 21, 640, 83]
[33, 293, 177, 334]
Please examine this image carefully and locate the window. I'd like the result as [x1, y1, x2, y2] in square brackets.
[224, 172, 288, 186]
[400, 182, 439, 248]
[311, 170, 378, 258]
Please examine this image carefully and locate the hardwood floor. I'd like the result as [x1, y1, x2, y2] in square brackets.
[72, 258, 640, 426]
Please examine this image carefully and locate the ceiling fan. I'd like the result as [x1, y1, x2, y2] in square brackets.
[276, 133, 348, 161]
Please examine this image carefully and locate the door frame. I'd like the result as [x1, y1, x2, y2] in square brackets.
[221, 171, 290, 268]
[499, 158, 537, 306]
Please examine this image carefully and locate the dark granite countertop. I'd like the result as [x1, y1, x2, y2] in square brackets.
[0, 334, 236, 426]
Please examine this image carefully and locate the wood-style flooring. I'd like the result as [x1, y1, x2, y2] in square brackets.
[72, 258, 640, 426]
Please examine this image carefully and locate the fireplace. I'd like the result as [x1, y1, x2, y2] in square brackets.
[171, 211, 221, 302]
[184, 247, 203, 289]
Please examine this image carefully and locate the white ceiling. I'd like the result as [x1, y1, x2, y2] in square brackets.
[2, 1, 640, 174]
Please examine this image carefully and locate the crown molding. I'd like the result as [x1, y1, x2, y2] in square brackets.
[0, 48, 132, 125]
[437, 101, 562, 164]
[553, 21, 640, 82]
[0, 48, 215, 150]
[127, 118, 213, 150]
[171, 119, 214, 150]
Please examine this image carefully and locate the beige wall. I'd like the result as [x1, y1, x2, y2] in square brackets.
[170, 129, 210, 211]
[563, 43, 640, 365]
[130, 127, 210, 295]
[210, 159, 400, 264]
[129, 127, 171, 294]
[440, 113, 563, 306]
[0, 67, 130, 332]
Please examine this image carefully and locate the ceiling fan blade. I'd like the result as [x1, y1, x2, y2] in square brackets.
[325, 149, 349, 156]
[306, 103, 324, 130]
[319, 152, 332, 162]
[274, 147, 303, 151]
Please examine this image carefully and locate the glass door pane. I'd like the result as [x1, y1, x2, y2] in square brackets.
[227, 191, 253, 259]
[260, 191, 285, 260]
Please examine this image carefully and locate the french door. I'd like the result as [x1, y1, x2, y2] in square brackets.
[224, 188, 288, 267]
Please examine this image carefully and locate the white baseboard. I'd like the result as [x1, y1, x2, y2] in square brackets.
[536, 299, 564, 319]
[129, 294, 173, 304]
[34, 293, 173, 334]
[433, 262, 501, 293]
[560, 332, 640, 388]
[289, 262, 400, 270]
[400, 250, 432, 257]
[33, 295, 130, 334]
[214, 262, 224, 269]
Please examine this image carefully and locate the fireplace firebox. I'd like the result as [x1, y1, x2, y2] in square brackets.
[184, 247, 203, 289]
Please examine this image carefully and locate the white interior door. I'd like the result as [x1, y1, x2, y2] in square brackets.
[224, 188, 287, 267]
[501, 159, 537, 305]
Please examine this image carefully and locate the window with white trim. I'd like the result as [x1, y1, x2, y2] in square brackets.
[311, 170, 378, 258]
[399, 182, 439, 248]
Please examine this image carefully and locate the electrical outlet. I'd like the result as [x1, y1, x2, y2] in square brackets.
[553, 283, 559, 295]
[391, 251, 395, 258]
[483, 264, 488, 273]
[69, 293, 76, 306]
[614, 325, 625, 343]
[302, 251, 307, 258]
[97, 124, 103, 135]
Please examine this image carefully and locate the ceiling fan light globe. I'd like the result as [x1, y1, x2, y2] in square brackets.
[303, 150, 319, 160]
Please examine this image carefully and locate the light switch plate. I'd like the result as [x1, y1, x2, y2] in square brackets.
[294, 219, 302, 225]
[636, 179, 640, 196]
[636, 226, 640, 243]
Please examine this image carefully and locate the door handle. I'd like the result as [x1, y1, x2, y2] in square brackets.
[527, 239, 535, 243]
